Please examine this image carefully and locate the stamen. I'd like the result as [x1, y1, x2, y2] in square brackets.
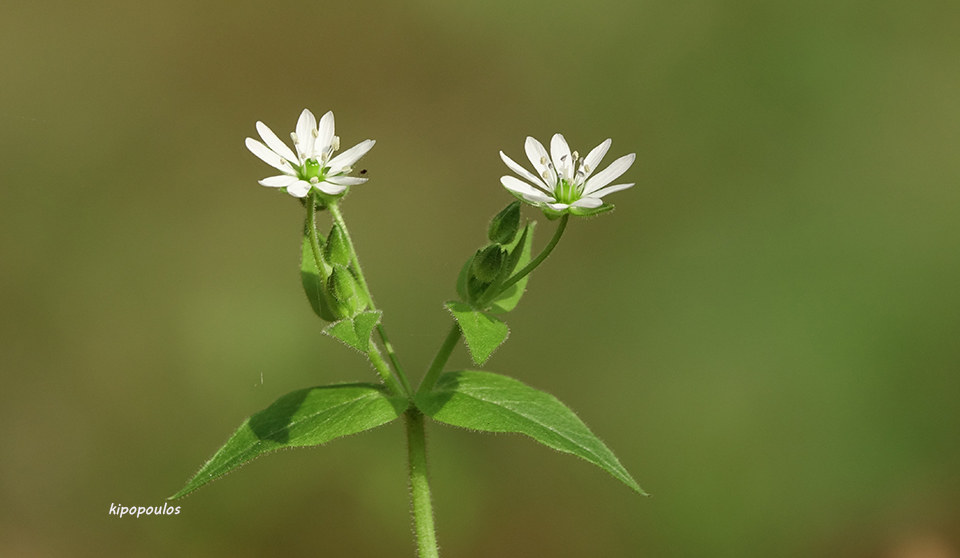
[332, 136, 340, 151]
[572, 150, 579, 161]
[583, 163, 591, 174]
[542, 170, 551, 180]
[290, 132, 300, 145]
[540, 156, 548, 165]
[311, 128, 319, 138]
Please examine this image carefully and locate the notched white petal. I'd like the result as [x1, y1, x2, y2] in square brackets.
[316, 111, 335, 157]
[582, 139, 611, 180]
[256, 121, 298, 163]
[570, 197, 603, 208]
[286, 180, 312, 198]
[588, 182, 634, 199]
[500, 176, 552, 202]
[296, 109, 318, 158]
[500, 150, 549, 191]
[245, 137, 292, 173]
[317, 182, 348, 196]
[324, 175, 368, 186]
[258, 175, 299, 187]
[524, 136, 556, 185]
[327, 139, 375, 170]
[550, 133, 572, 174]
[583, 153, 636, 194]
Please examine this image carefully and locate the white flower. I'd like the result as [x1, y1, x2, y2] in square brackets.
[499, 134, 635, 215]
[245, 109, 375, 198]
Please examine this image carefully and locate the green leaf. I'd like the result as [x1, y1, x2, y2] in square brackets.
[300, 228, 336, 321]
[488, 222, 535, 313]
[445, 302, 509, 365]
[416, 370, 645, 494]
[172, 383, 408, 499]
[323, 310, 382, 352]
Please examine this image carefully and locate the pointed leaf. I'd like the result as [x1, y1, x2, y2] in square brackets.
[416, 370, 644, 494]
[445, 302, 508, 365]
[488, 222, 535, 313]
[301, 227, 336, 321]
[173, 383, 408, 499]
[323, 310, 382, 352]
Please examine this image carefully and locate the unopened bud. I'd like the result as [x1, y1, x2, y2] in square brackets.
[325, 224, 350, 267]
[471, 245, 505, 283]
[487, 201, 521, 245]
[327, 266, 366, 318]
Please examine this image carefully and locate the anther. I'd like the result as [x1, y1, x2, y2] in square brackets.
[583, 164, 591, 174]
[290, 132, 300, 145]
[332, 136, 340, 151]
[309, 177, 319, 184]
[540, 156, 548, 165]
[311, 128, 319, 138]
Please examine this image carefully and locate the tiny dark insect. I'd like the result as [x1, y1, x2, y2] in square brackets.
[360, 169, 367, 175]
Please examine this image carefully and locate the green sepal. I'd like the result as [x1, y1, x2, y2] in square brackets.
[300, 226, 337, 322]
[488, 201, 521, 245]
[323, 310, 382, 352]
[568, 203, 614, 218]
[171, 382, 408, 499]
[471, 245, 505, 283]
[415, 370, 645, 495]
[445, 301, 508, 365]
[487, 221, 535, 313]
[327, 265, 367, 318]
[324, 224, 351, 267]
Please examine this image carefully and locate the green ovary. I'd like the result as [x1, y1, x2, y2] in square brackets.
[553, 179, 581, 204]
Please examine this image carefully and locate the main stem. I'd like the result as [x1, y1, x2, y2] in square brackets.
[327, 200, 413, 396]
[406, 409, 439, 558]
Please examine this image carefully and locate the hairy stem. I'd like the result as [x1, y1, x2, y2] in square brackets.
[406, 409, 440, 558]
[327, 201, 413, 396]
[498, 212, 569, 293]
[416, 323, 462, 395]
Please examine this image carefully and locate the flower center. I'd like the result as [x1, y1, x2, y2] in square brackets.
[554, 178, 582, 204]
[299, 158, 332, 185]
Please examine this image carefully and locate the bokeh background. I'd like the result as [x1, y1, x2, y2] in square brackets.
[2, 1, 959, 556]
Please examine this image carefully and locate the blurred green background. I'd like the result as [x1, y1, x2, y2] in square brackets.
[2, 0, 959, 556]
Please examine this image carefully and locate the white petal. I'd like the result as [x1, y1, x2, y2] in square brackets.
[500, 176, 552, 202]
[316, 182, 348, 196]
[286, 180, 312, 198]
[587, 182, 634, 199]
[499, 151, 549, 191]
[256, 121, 298, 163]
[570, 197, 603, 208]
[296, 109, 318, 159]
[545, 201, 571, 211]
[550, 133, 573, 179]
[316, 111, 335, 159]
[327, 139, 374, 170]
[325, 175, 368, 186]
[583, 153, 636, 195]
[258, 175, 299, 187]
[245, 138, 293, 173]
[524, 136, 556, 185]
[581, 139, 611, 179]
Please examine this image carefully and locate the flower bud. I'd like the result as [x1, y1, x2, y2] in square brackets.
[487, 201, 521, 245]
[325, 224, 351, 267]
[471, 245, 505, 283]
[327, 265, 366, 318]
